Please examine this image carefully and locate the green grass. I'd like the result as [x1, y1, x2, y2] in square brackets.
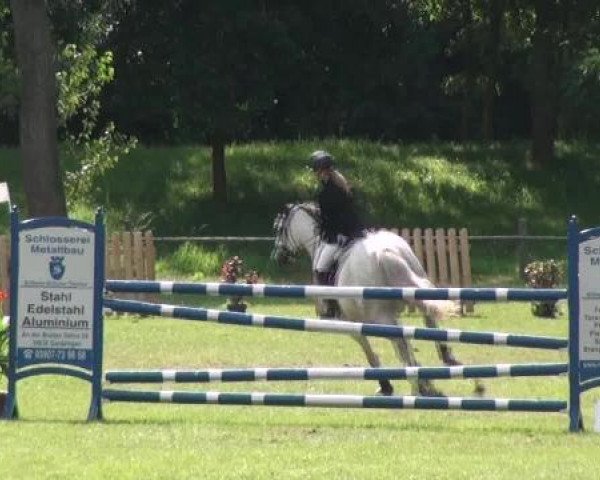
[1, 302, 600, 479]
[3, 140, 600, 235]
[97, 140, 600, 236]
[2, 141, 599, 477]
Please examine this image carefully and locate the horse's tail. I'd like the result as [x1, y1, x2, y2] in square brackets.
[378, 249, 458, 321]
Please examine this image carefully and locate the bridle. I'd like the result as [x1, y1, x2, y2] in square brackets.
[272, 203, 320, 262]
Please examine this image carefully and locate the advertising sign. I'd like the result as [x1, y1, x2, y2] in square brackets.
[2, 211, 105, 421]
[578, 236, 600, 375]
[16, 226, 96, 369]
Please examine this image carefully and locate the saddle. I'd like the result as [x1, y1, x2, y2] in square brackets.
[315, 237, 363, 318]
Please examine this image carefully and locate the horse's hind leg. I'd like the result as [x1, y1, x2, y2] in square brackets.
[389, 338, 444, 397]
[352, 335, 394, 396]
[423, 312, 486, 396]
[423, 312, 460, 366]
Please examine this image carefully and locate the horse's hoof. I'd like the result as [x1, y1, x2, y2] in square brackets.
[442, 356, 462, 367]
[376, 386, 394, 396]
[417, 381, 445, 397]
[473, 382, 486, 397]
[419, 388, 445, 398]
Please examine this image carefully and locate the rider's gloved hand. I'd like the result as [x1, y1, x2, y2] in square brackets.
[336, 234, 349, 247]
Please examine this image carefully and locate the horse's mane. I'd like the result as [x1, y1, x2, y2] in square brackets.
[294, 201, 320, 222]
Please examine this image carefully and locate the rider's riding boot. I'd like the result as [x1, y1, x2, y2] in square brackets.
[315, 271, 339, 319]
[315, 271, 331, 286]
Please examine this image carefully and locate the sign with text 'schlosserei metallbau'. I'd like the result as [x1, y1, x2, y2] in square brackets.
[568, 216, 600, 431]
[2, 208, 105, 421]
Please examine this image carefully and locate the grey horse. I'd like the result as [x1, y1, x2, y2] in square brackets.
[271, 202, 485, 397]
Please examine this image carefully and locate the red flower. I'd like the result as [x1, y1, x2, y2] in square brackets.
[0, 290, 7, 302]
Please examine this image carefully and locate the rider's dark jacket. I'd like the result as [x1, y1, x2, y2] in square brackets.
[317, 170, 365, 243]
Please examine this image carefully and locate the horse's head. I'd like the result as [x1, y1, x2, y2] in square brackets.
[270, 203, 299, 265]
[270, 202, 320, 265]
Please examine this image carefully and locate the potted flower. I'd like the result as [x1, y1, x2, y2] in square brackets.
[524, 259, 564, 318]
[220, 256, 261, 313]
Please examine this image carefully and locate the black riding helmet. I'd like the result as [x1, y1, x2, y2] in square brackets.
[309, 150, 334, 171]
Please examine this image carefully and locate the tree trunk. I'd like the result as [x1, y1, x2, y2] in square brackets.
[11, 0, 66, 217]
[481, 0, 505, 142]
[460, 88, 470, 142]
[530, 0, 558, 169]
[482, 78, 495, 141]
[211, 135, 227, 203]
[458, 0, 474, 142]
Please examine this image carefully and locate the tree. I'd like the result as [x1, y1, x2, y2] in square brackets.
[10, 0, 66, 216]
[527, 0, 600, 167]
[529, 0, 559, 169]
[6, 0, 136, 215]
[0, 4, 18, 145]
[107, 2, 297, 203]
[412, 0, 510, 141]
[481, 0, 506, 141]
[94, 0, 599, 151]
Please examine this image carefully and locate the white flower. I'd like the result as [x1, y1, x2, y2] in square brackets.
[2, 316, 9, 328]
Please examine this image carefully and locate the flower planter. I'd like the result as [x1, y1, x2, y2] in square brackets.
[220, 256, 260, 315]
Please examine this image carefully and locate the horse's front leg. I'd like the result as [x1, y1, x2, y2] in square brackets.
[352, 335, 394, 396]
[389, 337, 444, 397]
[424, 312, 486, 397]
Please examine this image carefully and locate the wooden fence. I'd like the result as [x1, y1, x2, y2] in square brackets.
[0, 231, 156, 314]
[390, 227, 473, 313]
[0, 227, 474, 315]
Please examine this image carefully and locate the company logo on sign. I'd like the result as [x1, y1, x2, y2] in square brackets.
[49, 256, 66, 280]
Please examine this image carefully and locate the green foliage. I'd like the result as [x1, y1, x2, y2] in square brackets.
[156, 243, 226, 281]
[562, 47, 600, 138]
[3, 1, 600, 145]
[56, 42, 137, 208]
[0, 2, 18, 143]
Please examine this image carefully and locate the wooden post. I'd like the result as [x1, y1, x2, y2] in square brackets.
[412, 228, 424, 270]
[122, 232, 133, 281]
[459, 228, 474, 313]
[424, 228, 437, 283]
[110, 233, 123, 280]
[144, 231, 157, 303]
[435, 228, 449, 287]
[400, 228, 411, 245]
[145, 231, 156, 281]
[447, 228, 461, 287]
[132, 231, 144, 301]
[517, 217, 529, 280]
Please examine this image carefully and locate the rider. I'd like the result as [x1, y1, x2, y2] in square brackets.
[310, 150, 366, 317]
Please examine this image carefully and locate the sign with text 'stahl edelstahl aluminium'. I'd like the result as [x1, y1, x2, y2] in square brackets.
[17, 226, 96, 369]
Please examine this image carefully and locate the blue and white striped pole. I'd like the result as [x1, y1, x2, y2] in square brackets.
[103, 298, 568, 350]
[105, 280, 567, 302]
[105, 363, 568, 384]
[102, 389, 567, 413]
